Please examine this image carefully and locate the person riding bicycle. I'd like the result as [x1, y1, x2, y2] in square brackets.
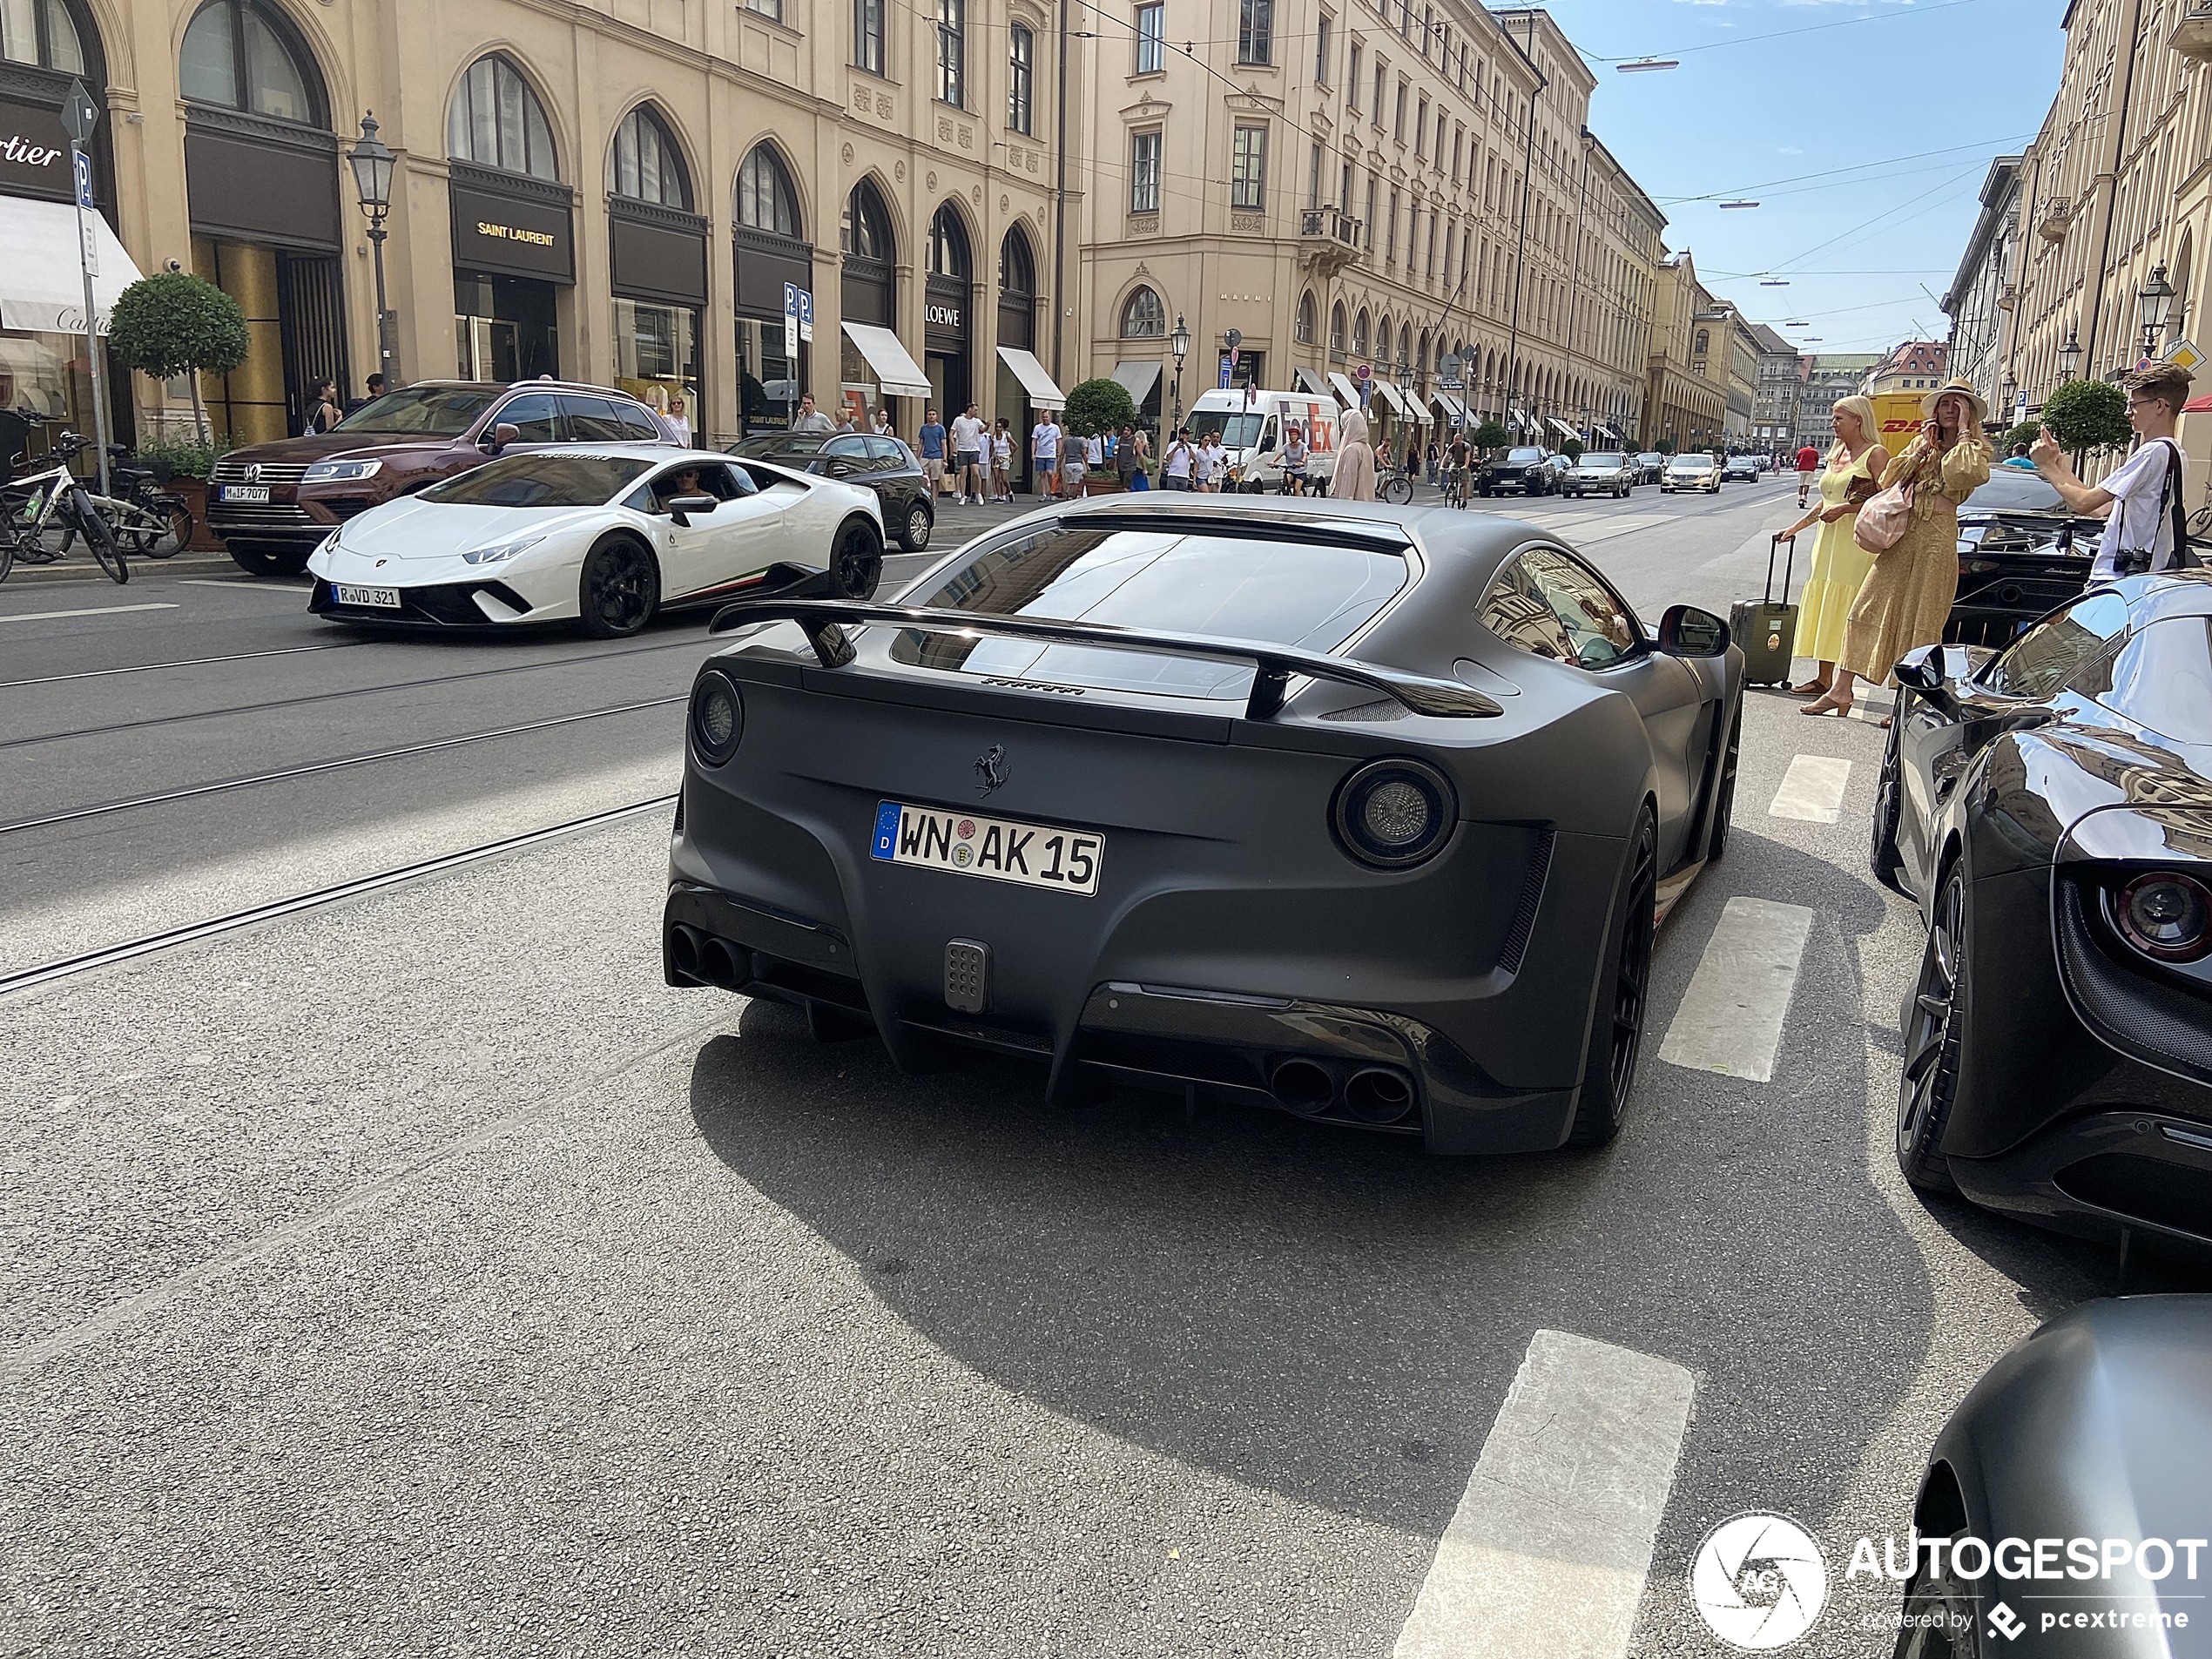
[1447, 430, 1472, 502]
[1283, 424, 1309, 496]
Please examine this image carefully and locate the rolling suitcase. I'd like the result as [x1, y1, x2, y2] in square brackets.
[1731, 534, 1800, 686]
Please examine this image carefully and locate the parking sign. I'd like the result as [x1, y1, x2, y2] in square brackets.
[783, 283, 799, 358]
[796, 289, 813, 344]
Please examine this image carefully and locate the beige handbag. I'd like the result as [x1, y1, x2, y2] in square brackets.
[1853, 476, 1914, 554]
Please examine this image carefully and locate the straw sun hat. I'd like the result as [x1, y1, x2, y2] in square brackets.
[1919, 377, 1989, 427]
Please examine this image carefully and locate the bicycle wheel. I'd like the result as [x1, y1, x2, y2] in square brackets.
[1382, 471, 1414, 507]
[74, 496, 127, 584]
[0, 524, 14, 586]
[109, 501, 166, 556]
[153, 497, 195, 558]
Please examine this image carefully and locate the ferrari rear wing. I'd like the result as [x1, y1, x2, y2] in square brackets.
[706, 597, 1503, 721]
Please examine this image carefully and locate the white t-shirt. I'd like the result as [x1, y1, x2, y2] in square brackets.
[950, 415, 986, 455]
[2094, 439, 2184, 581]
[1164, 442, 1194, 479]
[1032, 421, 1059, 458]
[1200, 444, 1224, 482]
[1086, 435, 1104, 466]
[991, 432, 1012, 465]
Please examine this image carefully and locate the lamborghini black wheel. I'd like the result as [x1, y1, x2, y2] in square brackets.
[1871, 718, 1907, 892]
[830, 518, 883, 598]
[1897, 864, 1966, 1193]
[1706, 710, 1741, 861]
[1568, 807, 1657, 1148]
[579, 536, 659, 637]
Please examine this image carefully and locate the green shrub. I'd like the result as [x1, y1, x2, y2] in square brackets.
[1999, 419, 2040, 455]
[1561, 436, 1584, 462]
[2040, 378, 2132, 456]
[105, 273, 249, 442]
[1469, 418, 1511, 450]
[132, 432, 232, 479]
[1065, 377, 1136, 438]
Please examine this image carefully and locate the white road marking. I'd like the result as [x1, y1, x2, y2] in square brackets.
[0, 602, 179, 624]
[1767, 754, 1852, 823]
[1393, 1330, 1697, 1659]
[1656, 897, 1817, 1082]
[178, 579, 309, 591]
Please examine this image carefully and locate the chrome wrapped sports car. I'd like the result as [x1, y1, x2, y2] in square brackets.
[664, 496, 1745, 1152]
[1892, 1297, 2212, 1659]
[307, 446, 883, 636]
[1874, 573, 2212, 1251]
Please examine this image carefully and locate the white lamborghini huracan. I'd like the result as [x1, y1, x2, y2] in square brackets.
[307, 446, 883, 636]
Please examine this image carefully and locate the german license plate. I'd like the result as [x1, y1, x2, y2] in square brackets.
[870, 800, 1103, 897]
[220, 485, 271, 502]
[333, 583, 402, 609]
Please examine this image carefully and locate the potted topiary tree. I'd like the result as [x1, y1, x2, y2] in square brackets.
[105, 273, 248, 447]
[1065, 376, 1138, 489]
[1469, 418, 1510, 453]
[2040, 378, 2133, 470]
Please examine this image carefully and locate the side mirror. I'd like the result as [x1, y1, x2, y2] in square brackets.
[1657, 604, 1730, 658]
[1892, 645, 1962, 715]
[665, 494, 718, 528]
[482, 421, 521, 454]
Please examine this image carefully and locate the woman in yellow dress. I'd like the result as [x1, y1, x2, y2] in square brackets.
[1777, 395, 1888, 697]
[1804, 379, 1992, 718]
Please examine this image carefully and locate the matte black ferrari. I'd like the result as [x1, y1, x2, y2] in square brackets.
[664, 496, 1744, 1152]
[1874, 572, 2212, 1251]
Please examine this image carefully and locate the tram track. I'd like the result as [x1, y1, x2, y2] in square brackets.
[0, 696, 684, 838]
[0, 793, 678, 999]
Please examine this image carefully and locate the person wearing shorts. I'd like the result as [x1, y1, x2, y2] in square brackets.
[1283, 425, 1309, 496]
[918, 408, 947, 496]
[1032, 415, 1061, 497]
[1163, 428, 1196, 490]
[950, 403, 986, 505]
[1062, 431, 1088, 497]
[1795, 441, 1821, 508]
[990, 421, 1013, 502]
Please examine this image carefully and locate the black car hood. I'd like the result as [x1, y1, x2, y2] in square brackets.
[1936, 1298, 2212, 1618]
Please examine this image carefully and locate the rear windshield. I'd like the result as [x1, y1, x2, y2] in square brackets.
[419, 454, 652, 506]
[335, 387, 497, 435]
[1188, 411, 1264, 448]
[888, 523, 1410, 701]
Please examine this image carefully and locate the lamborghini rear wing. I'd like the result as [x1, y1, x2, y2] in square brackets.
[706, 597, 1503, 721]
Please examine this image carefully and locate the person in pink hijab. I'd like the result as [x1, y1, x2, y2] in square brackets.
[1331, 408, 1378, 502]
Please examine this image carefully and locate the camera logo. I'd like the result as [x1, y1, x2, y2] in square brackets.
[1690, 1512, 1830, 1650]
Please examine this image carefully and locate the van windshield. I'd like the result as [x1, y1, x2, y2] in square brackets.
[1188, 411, 1265, 448]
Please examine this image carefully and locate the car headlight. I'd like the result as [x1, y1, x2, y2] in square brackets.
[1332, 759, 1456, 870]
[301, 458, 383, 483]
[2109, 871, 2212, 963]
[690, 671, 743, 765]
[462, 533, 545, 566]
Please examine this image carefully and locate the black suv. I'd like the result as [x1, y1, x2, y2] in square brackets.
[1478, 446, 1555, 496]
[729, 431, 934, 551]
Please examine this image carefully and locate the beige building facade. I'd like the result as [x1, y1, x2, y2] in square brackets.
[1075, 0, 1660, 453]
[1640, 251, 1726, 453]
[2, 0, 1070, 454]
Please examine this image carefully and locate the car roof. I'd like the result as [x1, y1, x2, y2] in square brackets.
[397, 378, 651, 399]
[2122, 568, 2212, 621]
[489, 444, 729, 464]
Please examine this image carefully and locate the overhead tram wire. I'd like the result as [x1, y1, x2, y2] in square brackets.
[1571, 0, 1992, 66]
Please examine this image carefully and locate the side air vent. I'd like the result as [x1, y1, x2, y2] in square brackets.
[1498, 830, 1555, 974]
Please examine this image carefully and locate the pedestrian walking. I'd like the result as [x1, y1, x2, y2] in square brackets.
[1807, 379, 1992, 720]
[989, 420, 1013, 501]
[1163, 428, 1196, 490]
[1794, 439, 1822, 509]
[1426, 439, 1441, 485]
[1776, 396, 1889, 698]
[303, 377, 343, 435]
[916, 408, 948, 498]
[951, 402, 987, 504]
[1032, 412, 1061, 497]
[1084, 428, 1105, 496]
[873, 408, 894, 436]
[791, 393, 833, 435]
[1197, 431, 1224, 492]
[1062, 425, 1089, 498]
[2031, 360, 2195, 580]
[1330, 408, 1379, 502]
[1128, 425, 1151, 490]
[1115, 422, 1143, 492]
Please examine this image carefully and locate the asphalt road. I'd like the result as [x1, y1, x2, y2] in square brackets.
[3, 476, 2201, 1658]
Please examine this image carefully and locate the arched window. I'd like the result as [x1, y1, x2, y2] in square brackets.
[609, 105, 691, 209]
[1294, 292, 1316, 345]
[928, 203, 971, 282]
[179, 0, 320, 125]
[448, 54, 558, 180]
[841, 178, 894, 260]
[735, 143, 802, 239]
[999, 226, 1035, 296]
[1119, 286, 1164, 337]
[1353, 308, 1369, 355]
[1398, 323, 1412, 370]
[1329, 302, 1346, 354]
[1693, 328, 1710, 356]
[1377, 316, 1393, 364]
[2, 0, 87, 72]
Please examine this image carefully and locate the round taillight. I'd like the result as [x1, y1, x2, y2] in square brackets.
[1333, 759, 1456, 870]
[691, 671, 743, 765]
[2113, 871, 2212, 962]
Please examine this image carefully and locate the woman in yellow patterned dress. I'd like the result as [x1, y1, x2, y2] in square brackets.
[1804, 379, 1991, 718]
[1777, 395, 1888, 696]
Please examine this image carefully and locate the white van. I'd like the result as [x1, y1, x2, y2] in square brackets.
[1184, 388, 1340, 491]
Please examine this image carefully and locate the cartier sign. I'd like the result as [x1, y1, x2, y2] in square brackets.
[1, 98, 71, 199]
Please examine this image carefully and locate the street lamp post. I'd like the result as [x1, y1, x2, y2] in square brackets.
[2138, 263, 2175, 361]
[347, 112, 398, 390]
[2058, 325, 2082, 383]
[1168, 312, 1190, 433]
[2001, 371, 2017, 431]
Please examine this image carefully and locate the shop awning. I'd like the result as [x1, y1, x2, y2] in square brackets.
[1371, 380, 1411, 419]
[1595, 424, 1622, 443]
[1433, 392, 1468, 423]
[1509, 408, 1533, 435]
[1293, 367, 1330, 395]
[840, 320, 933, 399]
[1109, 360, 1161, 407]
[997, 346, 1067, 410]
[1328, 371, 1364, 408]
[1546, 417, 1579, 441]
[0, 197, 143, 334]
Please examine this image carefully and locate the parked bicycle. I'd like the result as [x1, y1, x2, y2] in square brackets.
[1, 421, 125, 586]
[62, 444, 195, 559]
[1379, 466, 1416, 507]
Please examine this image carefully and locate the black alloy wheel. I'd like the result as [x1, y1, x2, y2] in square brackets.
[1870, 719, 1908, 893]
[228, 544, 308, 578]
[1892, 1531, 1982, 1659]
[579, 536, 659, 637]
[830, 519, 884, 598]
[1568, 808, 1658, 1147]
[1897, 864, 1966, 1193]
[900, 501, 933, 553]
[1706, 711, 1742, 861]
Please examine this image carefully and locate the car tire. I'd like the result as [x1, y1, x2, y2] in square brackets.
[577, 535, 660, 637]
[1568, 806, 1658, 1149]
[830, 517, 883, 599]
[229, 544, 307, 578]
[1897, 861, 1966, 1194]
[1892, 1529, 1982, 1659]
[900, 502, 933, 553]
[1705, 709, 1741, 862]
[1871, 719, 1909, 893]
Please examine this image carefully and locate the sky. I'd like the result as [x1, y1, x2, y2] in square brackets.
[1526, 0, 2069, 358]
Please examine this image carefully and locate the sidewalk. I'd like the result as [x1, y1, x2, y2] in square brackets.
[1, 550, 244, 588]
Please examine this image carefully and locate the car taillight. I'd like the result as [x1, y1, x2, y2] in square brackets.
[1332, 759, 1457, 870]
[2109, 872, 2212, 962]
[690, 671, 743, 765]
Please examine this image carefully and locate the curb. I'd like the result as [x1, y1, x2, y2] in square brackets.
[0, 553, 246, 588]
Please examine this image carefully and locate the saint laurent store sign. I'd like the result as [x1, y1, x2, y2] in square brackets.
[448, 161, 574, 283]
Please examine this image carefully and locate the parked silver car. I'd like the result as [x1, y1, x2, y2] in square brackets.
[1561, 452, 1638, 499]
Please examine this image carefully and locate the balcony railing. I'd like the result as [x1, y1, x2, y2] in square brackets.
[1299, 206, 1362, 250]
[2173, 0, 2212, 64]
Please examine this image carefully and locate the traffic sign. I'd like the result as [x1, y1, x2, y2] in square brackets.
[1224, 327, 1243, 350]
[2165, 336, 2202, 374]
[782, 281, 799, 359]
[796, 288, 814, 345]
[1355, 362, 1371, 381]
[1218, 355, 1232, 389]
[72, 149, 94, 210]
[63, 78, 98, 143]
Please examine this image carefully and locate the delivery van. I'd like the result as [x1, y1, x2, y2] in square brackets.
[1184, 388, 1339, 490]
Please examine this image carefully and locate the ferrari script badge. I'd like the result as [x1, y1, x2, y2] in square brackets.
[974, 744, 1008, 796]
